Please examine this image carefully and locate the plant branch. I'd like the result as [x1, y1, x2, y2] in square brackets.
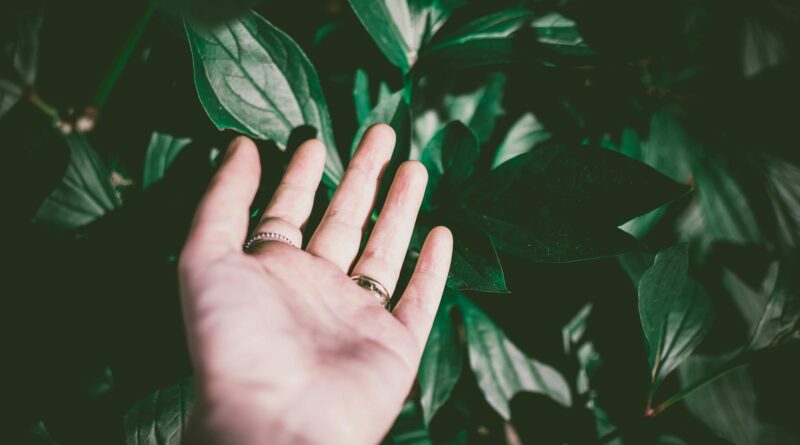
[26, 87, 60, 121]
[91, 0, 156, 114]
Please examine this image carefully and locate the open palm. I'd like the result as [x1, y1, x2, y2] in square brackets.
[178, 125, 452, 445]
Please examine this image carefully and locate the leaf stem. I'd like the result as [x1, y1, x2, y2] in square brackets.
[26, 87, 60, 121]
[91, 0, 156, 113]
[649, 354, 747, 417]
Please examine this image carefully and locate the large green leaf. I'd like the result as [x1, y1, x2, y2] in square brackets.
[124, 377, 194, 445]
[351, 90, 404, 157]
[468, 144, 687, 262]
[419, 121, 479, 210]
[418, 291, 463, 425]
[35, 134, 121, 229]
[348, 0, 465, 72]
[638, 244, 714, 390]
[491, 112, 550, 168]
[185, 10, 343, 187]
[745, 261, 800, 351]
[416, 9, 534, 73]
[142, 132, 192, 190]
[456, 292, 571, 419]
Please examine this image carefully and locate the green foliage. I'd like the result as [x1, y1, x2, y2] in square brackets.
[637, 244, 714, 392]
[185, 10, 342, 186]
[5, 0, 800, 443]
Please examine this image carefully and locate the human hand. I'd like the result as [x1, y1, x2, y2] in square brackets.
[178, 124, 453, 445]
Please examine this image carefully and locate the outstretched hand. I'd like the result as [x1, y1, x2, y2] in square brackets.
[178, 124, 453, 445]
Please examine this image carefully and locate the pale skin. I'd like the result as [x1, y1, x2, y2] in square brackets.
[178, 124, 453, 445]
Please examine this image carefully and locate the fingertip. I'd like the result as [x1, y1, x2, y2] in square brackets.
[296, 138, 327, 166]
[366, 123, 396, 147]
[428, 226, 453, 251]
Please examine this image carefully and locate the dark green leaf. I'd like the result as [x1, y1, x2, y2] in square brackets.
[420, 121, 479, 210]
[142, 132, 192, 190]
[466, 72, 506, 143]
[638, 244, 714, 390]
[124, 377, 194, 445]
[0, 6, 41, 118]
[351, 90, 404, 157]
[491, 112, 550, 168]
[762, 154, 800, 250]
[470, 211, 642, 263]
[418, 290, 462, 425]
[185, 10, 343, 187]
[447, 216, 507, 292]
[35, 134, 121, 229]
[416, 9, 534, 73]
[456, 292, 571, 419]
[381, 401, 432, 445]
[679, 354, 795, 445]
[746, 261, 800, 351]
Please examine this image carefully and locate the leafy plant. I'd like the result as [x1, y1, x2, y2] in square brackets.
[4, 0, 799, 444]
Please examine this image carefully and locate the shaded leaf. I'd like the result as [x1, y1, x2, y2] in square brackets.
[381, 401, 432, 445]
[35, 134, 121, 229]
[447, 216, 507, 292]
[638, 244, 714, 390]
[491, 112, 550, 169]
[419, 291, 462, 425]
[420, 121, 479, 210]
[353, 68, 371, 125]
[142, 132, 192, 190]
[416, 9, 534, 73]
[679, 354, 795, 445]
[351, 90, 403, 157]
[412, 73, 506, 157]
[185, 10, 343, 187]
[0, 78, 22, 118]
[746, 261, 800, 351]
[456, 292, 571, 419]
[124, 377, 194, 445]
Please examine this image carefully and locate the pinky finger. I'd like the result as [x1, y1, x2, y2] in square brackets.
[393, 226, 453, 355]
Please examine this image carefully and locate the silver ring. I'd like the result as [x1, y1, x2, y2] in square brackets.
[351, 275, 391, 308]
[243, 231, 296, 251]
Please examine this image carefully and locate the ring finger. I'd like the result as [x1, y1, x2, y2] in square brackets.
[248, 139, 326, 252]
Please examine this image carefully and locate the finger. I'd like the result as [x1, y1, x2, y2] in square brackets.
[393, 226, 453, 354]
[184, 137, 261, 259]
[248, 139, 325, 250]
[306, 124, 395, 271]
[349, 161, 427, 295]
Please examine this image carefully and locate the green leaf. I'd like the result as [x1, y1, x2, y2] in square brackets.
[349, 0, 464, 72]
[456, 292, 571, 419]
[447, 216, 507, 292]
[746, 261, 800, 351]
[416, 9, 534, 73]
[530, 13, 595, 58]
[35, 134, 121, 229]
[470, 211, 642, 263]
[381, 401, 433, 445]
[124, 377, 194, 445]
[420, 121, 479, 210]
[638, 244, 714, 390]
[419, 291, 463, 425]
[185, 10, 343, 187]
[142, 132, 192, 189]
[762, 154, 800, 250]
[491, 112, 550, 169]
